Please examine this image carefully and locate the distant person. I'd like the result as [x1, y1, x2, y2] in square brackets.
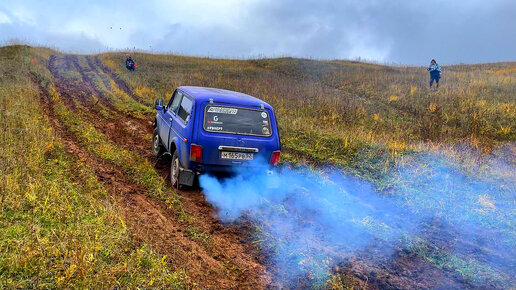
[125, 54, 135, 71]
[427, 59, 442, 88]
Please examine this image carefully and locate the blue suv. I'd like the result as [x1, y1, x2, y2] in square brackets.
[153, 86, 281, 188]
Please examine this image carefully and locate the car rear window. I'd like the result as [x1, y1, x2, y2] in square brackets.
[203, 105, 272, 136]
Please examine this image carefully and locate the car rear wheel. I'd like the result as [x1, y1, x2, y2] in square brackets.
[152, 128, 165, 157]
[170, 151, 180, 189]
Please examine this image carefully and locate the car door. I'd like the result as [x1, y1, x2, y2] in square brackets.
[158, 90, 182, 151]
[171, 94, 194, 166]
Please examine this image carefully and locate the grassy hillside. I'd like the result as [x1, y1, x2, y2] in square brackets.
[100, 52, 515, 182]
[1, 45, 514, 288]
[0, 46, 186, 287]
[1, 45, 270, 288]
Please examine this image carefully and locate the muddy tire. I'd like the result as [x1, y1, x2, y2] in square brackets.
[152, 128, 165, 157]
[171, 151, 180, 189]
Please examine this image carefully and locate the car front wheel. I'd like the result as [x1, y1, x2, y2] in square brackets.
[170, 151, 180, 189]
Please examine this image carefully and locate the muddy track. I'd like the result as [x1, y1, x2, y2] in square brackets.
[47, 55, 85, 110]
[39, 54, 513, 289]
[69, 55, 150, 131]
[86, 56, 113, 91]
[85, 55, 101, 74]
[38, 57, 271, 288]
[48, 55, 151, 155]
[68, 55, 116, 111]
[94, 55, 148, 106]
[335, 240, 478, 290]
[35, 80, 216, 286]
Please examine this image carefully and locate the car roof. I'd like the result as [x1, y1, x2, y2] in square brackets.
[178, 86, 272, 108]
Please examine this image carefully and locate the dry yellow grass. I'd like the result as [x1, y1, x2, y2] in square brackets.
[0, 45, 186, 288]
[100, 52, 515, 181]
[1, 45, 515, 287]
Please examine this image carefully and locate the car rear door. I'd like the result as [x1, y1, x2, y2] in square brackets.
[196, 102, 280, 167]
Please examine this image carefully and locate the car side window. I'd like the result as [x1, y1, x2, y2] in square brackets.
[177, 96, 193, 123]
[168, 91, 182, 114]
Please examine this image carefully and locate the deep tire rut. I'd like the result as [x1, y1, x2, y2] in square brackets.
[69, 55, 116, 111]
[94, 55, 149, 106]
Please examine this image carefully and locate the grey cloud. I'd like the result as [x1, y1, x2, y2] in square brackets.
[2, 0, 515, 64]
[362, 1, 516, 64]
[0, 7, 106, 53]
[145, 1, 358, 59]
[0, 23, 106, 53]
[148, 0, 516, 64]
[142, 24, 255, 57]
[242, 0, 516, 64]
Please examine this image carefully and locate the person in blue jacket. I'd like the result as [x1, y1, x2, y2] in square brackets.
[427, 59, 442, 88]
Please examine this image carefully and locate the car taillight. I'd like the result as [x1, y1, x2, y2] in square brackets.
[270, 150, 281, 166]
[190, 144, 202, 162]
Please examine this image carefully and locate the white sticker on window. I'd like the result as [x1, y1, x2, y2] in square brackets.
[261, 112, 267, 118]
[207, 107, 238, 114]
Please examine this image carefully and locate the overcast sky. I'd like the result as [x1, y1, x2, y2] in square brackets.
[1, 0, 515, 64]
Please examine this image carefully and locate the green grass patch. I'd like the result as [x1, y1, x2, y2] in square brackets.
[0, 45, 187, 288]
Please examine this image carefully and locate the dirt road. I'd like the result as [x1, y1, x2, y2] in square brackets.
[37, 55, 271, 289]
[32, 54, 510, 289]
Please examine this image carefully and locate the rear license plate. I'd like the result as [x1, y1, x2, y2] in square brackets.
[221, 151, 254, 160]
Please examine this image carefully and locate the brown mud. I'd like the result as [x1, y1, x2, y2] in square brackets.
[33, 54, 509, 289]
[36, 55, 271, 289]
[94, 55, 148, 106]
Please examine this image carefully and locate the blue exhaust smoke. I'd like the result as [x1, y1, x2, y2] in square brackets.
[199, 150, 516, 286]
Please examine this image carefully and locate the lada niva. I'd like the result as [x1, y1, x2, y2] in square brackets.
[153, 86, 281, 188]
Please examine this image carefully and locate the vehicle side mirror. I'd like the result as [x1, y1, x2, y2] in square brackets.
[155, 98, 164, 110]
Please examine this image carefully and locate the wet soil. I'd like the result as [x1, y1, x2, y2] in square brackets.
[32, 54, 510, 289]
[36, 55, 271, 289]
